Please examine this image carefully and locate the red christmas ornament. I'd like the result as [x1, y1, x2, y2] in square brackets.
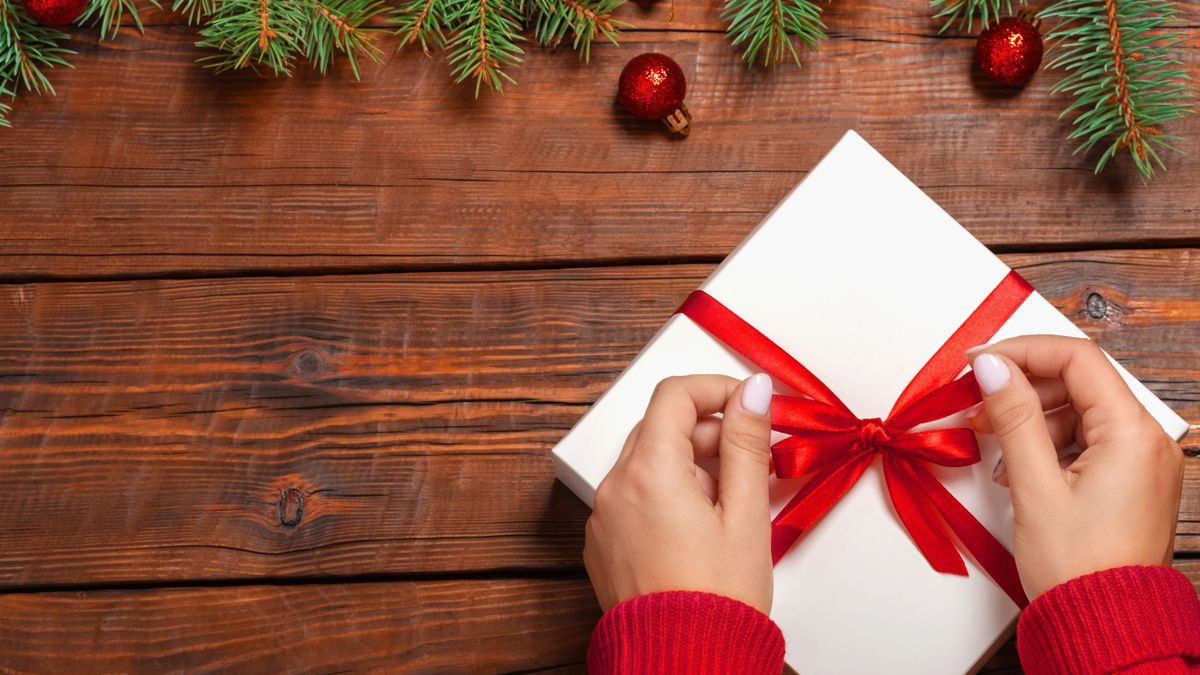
[618, 52, 691, 137]
[975, 16, 1043, 86]
[23, 0, 87, 26]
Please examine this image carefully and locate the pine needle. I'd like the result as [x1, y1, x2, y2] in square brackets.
[0, 0, 73, 98]
[929, 0, 1009, 33]
[530, 0, 626, 62]
[446, 0, 524, 96]
[78, 0, 162, 40]
[1040, 0, 1193, 179]
[722, 0, 826, 67]
[391, 0, 452, 52]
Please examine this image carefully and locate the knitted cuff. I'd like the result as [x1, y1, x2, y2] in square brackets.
[1017, 566, 1200, 675]
[588, 591, 785, 675]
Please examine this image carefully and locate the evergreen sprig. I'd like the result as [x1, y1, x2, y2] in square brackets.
[0, 0, 73, 125]
[929, 0, 1009, 32]
[194, 0, 386, 77]
[390, 0, 452, 52]
[445, 0, 523, 95]
[78, 0, 160, 39]
[722, 0, 826, 67]
[530, 0, 625, 62]
[1040, 0, 1192, 178]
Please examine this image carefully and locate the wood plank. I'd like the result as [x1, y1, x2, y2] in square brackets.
[0, 250, 1196, 587]
[0, 578, 600, 672]
[2, 560, 1198, 672]
[1, 17, 1197, 279]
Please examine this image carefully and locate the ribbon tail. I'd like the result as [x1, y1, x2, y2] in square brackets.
[906, 461, 1030, 608]
[882, 456, 967, 576]
[771, 453, 872, 564]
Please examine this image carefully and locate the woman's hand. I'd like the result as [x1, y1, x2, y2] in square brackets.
[969, 335, 1184, 600]
[584, 373, 776, 613]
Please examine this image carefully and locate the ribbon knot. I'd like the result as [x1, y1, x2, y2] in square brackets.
[675, 270, 1035, 608]
[858, 418, 891, 452]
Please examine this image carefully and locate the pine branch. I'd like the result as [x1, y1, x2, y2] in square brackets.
[530, 0, 626, 62]
[172, 0, 221, 24]
[305, 0, 386, 77]
[195, 0, 304, 74]
[446, 0, 523, 96]
[1040, 0, 1193, 179]
[722, 0, 826, 67]
[78, 0, 162, 40]
[929, 0, 1009, 33]
[0, 0, 73, 96]
[391, 0, 452, 52]
[1, 79, 12, 126]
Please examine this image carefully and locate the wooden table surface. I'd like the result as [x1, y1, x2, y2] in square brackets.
[0, 0, 1197, 670]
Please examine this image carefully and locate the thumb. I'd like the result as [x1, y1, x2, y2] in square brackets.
[972, 352, 1067, 508]
[718, 373, 774, 524]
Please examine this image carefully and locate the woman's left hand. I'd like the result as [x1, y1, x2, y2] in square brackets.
[583, 373, 776, 613]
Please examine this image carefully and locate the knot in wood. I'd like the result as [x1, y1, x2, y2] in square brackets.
[1085, 292, 1109, 320]
[292, 349, 325, 381]
[278, 487, 305, 527]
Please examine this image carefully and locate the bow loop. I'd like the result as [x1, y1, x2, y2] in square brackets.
[675, 270, 1034, 608]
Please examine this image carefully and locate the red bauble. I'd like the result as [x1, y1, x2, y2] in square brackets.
[975, 17, 1043, 86]
[23, 0, 88, 26]
[618, 52, 691, 136]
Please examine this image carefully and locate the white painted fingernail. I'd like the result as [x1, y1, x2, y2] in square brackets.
[965, 402, 984, 418]
[992, 457, 1005, 481]
[973, 353, 1011, 396]
[966, 344, 990, 356]
[742, 373, 772, 416]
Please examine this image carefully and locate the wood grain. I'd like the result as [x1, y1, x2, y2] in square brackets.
[0, 578, 600, 673]
[0, 250, 1196, 588]
[1, 560, 1198, 673]
[0, 7, 1196, 280]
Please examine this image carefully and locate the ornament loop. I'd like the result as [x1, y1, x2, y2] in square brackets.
[662, 104, 692, 137]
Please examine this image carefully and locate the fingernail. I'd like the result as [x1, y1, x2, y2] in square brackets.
[742, 373, 773, 416]
[966, 344, 990, 356]
[964, 402, 984, 418]
[973, 353, 1011, 395]
[992, 457, 1005, 481]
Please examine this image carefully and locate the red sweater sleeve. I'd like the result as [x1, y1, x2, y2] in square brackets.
[588, 591, 785, 674]
[1017, 566, 1200, 674]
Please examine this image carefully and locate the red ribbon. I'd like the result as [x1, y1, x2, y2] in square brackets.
[676, 270, 1033, 607]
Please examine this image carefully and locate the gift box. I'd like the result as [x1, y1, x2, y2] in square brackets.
[551, 131, 1190, 674]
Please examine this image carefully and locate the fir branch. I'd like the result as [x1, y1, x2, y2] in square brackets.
[305, 0, 386, 77]
[1040, 0, 1192, 179]
[722, 0, 826, 67]
[172, 0, 221, 24]
[929, 0, 1009, 33]
[78, 0, 162, 40]
[0, 0, 73, 95]
[1, 79, 11, 126]
[530, 0, 626, 62]
[446, 0, 523, 95]
[195, 0, 304, 74]
[391, 0, 451, 52]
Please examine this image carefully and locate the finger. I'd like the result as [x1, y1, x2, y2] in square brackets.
[717, 373, 774, 523]
[972, 404, 1079, 449]
[690, 417, 723, 458]
[968, 376, 1068, 434]
[694, 464, 718, 502]
[637, 375, 740, 463]
[614, 421, 643, 467]
[992, 406, 1080, 486]
[973, 335, 1140, 420]
[972, 352, 1068, 505]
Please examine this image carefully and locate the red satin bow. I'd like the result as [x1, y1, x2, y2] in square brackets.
[676, 270, 1033, 607]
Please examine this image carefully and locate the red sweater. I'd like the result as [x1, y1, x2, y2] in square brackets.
[588, 566, 1200, 674]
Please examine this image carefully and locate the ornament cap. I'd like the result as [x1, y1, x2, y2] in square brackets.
[662, 104, 692, 137]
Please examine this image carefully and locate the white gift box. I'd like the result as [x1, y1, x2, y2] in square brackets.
[553, 131, 1188, 674]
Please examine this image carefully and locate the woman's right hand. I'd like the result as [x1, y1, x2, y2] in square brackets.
[968, 335, 1184, 600]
